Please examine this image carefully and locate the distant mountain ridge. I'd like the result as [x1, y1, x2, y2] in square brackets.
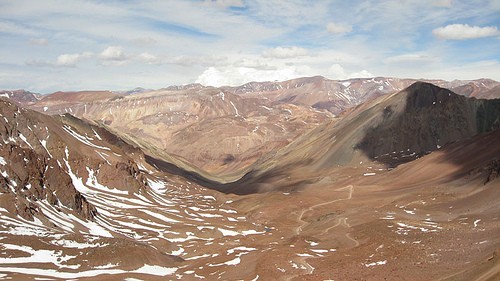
[2, 76, 498, 173]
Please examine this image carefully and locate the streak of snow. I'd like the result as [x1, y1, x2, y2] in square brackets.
[95, 151, 111, 165]
[0, 265, 176, 278]
[147, 178, 167, 193]
[92, 129, 102, 140]
[229, 101, 239, 116]
[241, 229, 265, 235]
[311, 249, 328, 253]
[50, 239, 108, 249]
[62, 125, 110, 150]
[64, 158, 94, 194]
[365, 260, 387, 267]
[40, 139, 52, 157]
[224, 257, 241, 265]
[218, 228, 239, 236]
[227, 246, 257, 254]
[19, 133, 33, 149]
[67, 213, 113, 237]
[140, 209, 180, 223]
[170, 247, 184, 255]
[0, 244, 78, 269]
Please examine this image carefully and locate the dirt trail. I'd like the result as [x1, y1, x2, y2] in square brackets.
[342, 218, 360, 247]
[287, 185, 355, 280]
[295, 185, 353, 235]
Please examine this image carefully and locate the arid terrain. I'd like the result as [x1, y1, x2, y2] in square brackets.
[0, 78, 499, 280]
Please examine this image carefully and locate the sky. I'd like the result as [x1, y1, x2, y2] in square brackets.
[0, 0, 499, 93]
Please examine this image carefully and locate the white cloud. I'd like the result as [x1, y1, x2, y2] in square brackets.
[137, 52, 161, 64]
[262, 46, 308, 59]
[56, 52, 93, 67]
[195, 64, 314, 87]
[0, 20, 39, 36]
[433, 0, 453, 8]
[349, 69, 373, 79]
[29, 38, 48, 46]
[233, 58, 275, 70]
[100, 46, 127, 61]
[327, 64, 372, 80]
[203, 0, 245, 8]
[432, 24, 500, 40]
[326, 22, 352, 34]
[384, 53, 435, 63]
[328, 64, 348, 79]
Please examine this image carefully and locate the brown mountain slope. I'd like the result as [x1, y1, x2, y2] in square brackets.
[41, 90, 120, 103]
[0, 89, 41, 105]
[0, 99, 273, 280]
[15, 76, 497, 175]
[28, 87, 331, 173]
[1, 82, 499, 280]
[194, 82, 500, 194]
[225, 76, 499, 115]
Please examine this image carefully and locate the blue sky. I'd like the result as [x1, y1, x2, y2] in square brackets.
[0, 0, 499, 93]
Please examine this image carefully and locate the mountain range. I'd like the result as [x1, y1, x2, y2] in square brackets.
[0, 77, 499, 280]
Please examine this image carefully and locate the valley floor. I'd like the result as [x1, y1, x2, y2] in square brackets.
[1, 162, 499, 281]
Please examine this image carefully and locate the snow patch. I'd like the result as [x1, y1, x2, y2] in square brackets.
[473, 219, 481, 228]
[365, 260, 387, 267]
[63, 125, 110, 150]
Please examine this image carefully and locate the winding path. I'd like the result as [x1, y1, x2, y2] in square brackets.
[295, 185, 354, 235]
[288, 185, 356, 279]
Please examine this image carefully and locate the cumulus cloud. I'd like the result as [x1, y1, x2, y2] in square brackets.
[328, 64, 348, 79]
[432, 24, 499, 40]
[349, 69, 373, 79]
[56, 52, 93, 67]
[29, 38, 48, 46]
[195, 65, 314, 87]
[328, 64, 372, 80]
[326, 22, 352, 34]
[262, 46, 308, 59]
[100, 46, 127, 61]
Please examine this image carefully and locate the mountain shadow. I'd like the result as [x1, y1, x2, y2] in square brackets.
[355, 82, 500, 167]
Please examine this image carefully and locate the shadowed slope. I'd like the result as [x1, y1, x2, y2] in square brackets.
[356, 82, 500, 166]
[196, 82, 500, 194]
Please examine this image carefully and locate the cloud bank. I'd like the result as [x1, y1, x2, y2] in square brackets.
[433, 24, 499, 40]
